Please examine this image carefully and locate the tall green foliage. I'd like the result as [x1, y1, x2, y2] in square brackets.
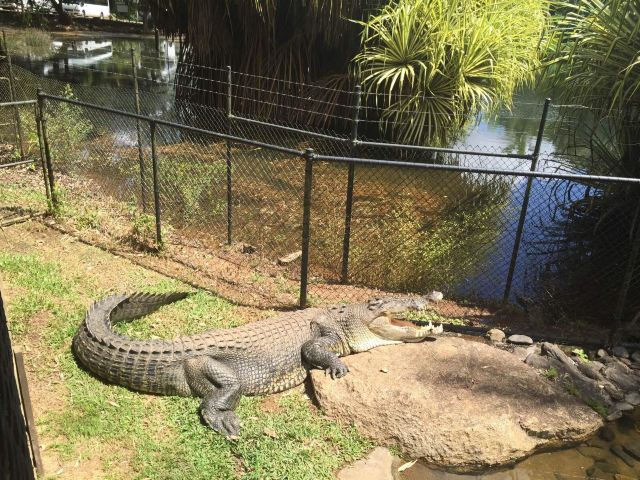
[544, 0, 640, 176]
[353, 0, 549, 145]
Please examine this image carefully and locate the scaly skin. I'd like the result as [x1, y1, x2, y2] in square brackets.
[72, 292, 440, 437]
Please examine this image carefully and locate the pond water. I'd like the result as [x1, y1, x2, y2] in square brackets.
[7, 31, 591, 305]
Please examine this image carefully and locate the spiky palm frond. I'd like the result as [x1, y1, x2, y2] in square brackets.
[544, 0, 640, 173]
[354, 0, 548, 146]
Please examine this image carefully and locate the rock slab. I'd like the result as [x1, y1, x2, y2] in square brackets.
[311, 338, 602, 471]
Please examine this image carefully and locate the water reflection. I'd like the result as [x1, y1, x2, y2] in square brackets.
[13, 34, 176, 100]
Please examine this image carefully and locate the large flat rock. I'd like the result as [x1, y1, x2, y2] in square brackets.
[311, 337, 603, 471]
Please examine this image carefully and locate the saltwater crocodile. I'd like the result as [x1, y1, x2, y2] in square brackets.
[72, 292, 441, 437]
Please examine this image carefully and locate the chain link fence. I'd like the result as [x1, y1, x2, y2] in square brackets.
[1, 39, 640, 329]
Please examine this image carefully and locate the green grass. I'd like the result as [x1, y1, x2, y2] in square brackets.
[0, 251, 371, 478]
[406, 309, 466, 326]
[543, 367, 558, 380]
[585, 398, 608, 417]
[571, 348, 589, 363]
[0, 183, 47, 212]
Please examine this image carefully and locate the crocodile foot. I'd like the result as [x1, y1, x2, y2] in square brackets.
[201, 408, 241, 439]
[325, 360, 349, 380]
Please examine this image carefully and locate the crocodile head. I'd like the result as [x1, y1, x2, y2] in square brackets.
[341, 293, 443, 353]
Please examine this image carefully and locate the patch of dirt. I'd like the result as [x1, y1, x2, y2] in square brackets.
[258, 396, 283, 415]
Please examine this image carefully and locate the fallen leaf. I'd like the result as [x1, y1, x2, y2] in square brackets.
[398, 460, 417, 472]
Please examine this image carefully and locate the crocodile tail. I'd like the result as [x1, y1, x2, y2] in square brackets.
[72, 292, 191, 394]
[109, 291, 191, 324]
[75, 291, 191, 344]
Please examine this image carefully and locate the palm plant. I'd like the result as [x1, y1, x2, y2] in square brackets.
[353, 0, 549, 145]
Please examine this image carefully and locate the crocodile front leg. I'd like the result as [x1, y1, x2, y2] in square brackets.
[302, 322, 349, 379]
[184, 356, 242, 438]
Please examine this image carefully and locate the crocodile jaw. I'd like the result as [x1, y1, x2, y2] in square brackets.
[368, 315, 442, 342]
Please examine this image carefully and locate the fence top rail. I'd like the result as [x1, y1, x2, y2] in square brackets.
[39, 93, 306, 158]
[231, 113, 532, 159]
[313, 154, 640, 185]
[355, 139, 533, 160]
[0, 100, 36, 107]
[230, 114, 350, 143]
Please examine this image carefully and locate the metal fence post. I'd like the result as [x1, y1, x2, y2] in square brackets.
[503, 98, 551, 302]
[340, 85, 362, 283]
[130, 47, 147, 212]
[300, 148, 315, 308]
[34, 101, 51, 202]
[2, 31, 25, 163]
[226, 65, 233, 245]
[37, 90, 57, 211]
[149, 121, 163, 246]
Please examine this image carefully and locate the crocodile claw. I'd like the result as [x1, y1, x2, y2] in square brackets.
[325, 362, 349, 380]
[201, 409, 241, 439]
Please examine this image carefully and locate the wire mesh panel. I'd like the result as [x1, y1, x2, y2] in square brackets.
[517, 157, 640, 326]
[306, 158, 521, 312]
[42, 98, 149, 244]
[0, 102, 33, 166]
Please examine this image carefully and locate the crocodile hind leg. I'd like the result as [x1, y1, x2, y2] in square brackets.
[184, 356, 242, 438]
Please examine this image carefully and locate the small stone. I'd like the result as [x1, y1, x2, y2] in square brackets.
[598, 349, 610, 359]
[603, 365, 640, 391]
[621, 441, 640, 461]
[605, 385, 626, 401]
[577, 446, 610, 461]
[606, 410, 623, 422]
[507, 334, 533, 346]
[512, 346, 533, 362]
[614, 402, 634, 412]
[593, 460, 619, 474]
[591, 361, 605, 372]
[277, 250, 302, 265]
[486, 328, 505, 343]
[380, 368, 389, 373]
[625, 392, 640, 406]
[587, 437, 610, 449]
[612, 346, 630, 359]
[427, 291, 444, 302]
[610, 445, 636, 467]
[525, 353, 551, 370]
[631, 351, 640, 363]
[587, 466, 616, 480]
[241, 243, 256, 254]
